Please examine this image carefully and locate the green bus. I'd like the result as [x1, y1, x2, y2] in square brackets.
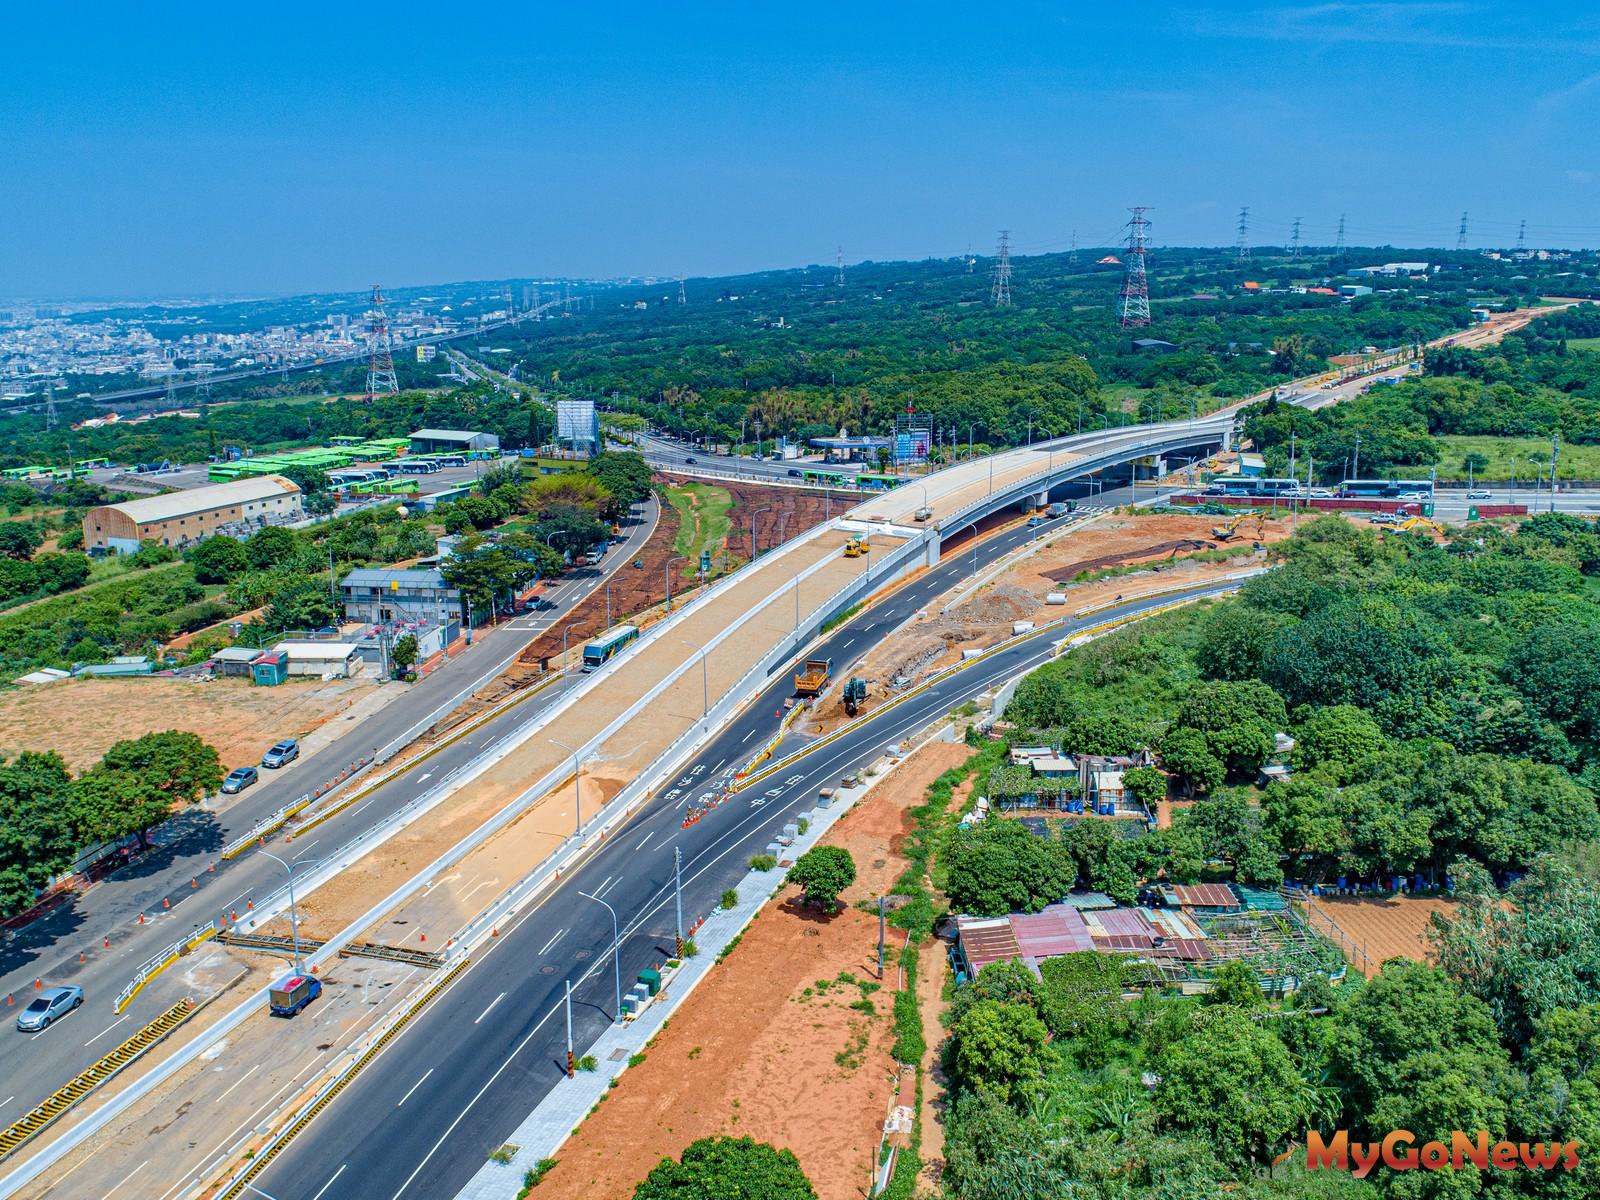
[856, 472, 903, 491]
[581, 624, 640, 672]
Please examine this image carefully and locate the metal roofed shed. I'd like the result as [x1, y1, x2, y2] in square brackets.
[1010, 905, 1095, 961]
[408, 428, 500, 455]
[213, 646, 265, 677]
[954, 916, 1023, 977]
[271, 641, 363, 680]
[1157, 883, 1244, 911]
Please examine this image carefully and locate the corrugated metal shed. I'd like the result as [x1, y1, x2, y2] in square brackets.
[103, 475, 299, 524]
[1088, 908, 1159, 939]
[1159, 883, 1242, 909]
[956, 916, 1022, 974]
[1011, 905, 1095, 959]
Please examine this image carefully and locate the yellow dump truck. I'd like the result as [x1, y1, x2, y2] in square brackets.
[794, 656, 832, 697]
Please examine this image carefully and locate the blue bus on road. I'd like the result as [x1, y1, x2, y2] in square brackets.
[581, 624, 640, 672]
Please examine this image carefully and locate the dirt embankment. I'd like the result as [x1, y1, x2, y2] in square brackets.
[534, 739, 974, 1200]
[805, 511, 1285, 735]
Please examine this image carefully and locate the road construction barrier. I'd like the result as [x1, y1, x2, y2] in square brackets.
[0, 999, 195, 1163]
[113, 922, 218, 1013]
[219, 794, 314, 860]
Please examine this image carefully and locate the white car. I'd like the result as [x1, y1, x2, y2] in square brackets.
[1396, 491, 1426, 501]
[1467, 490, 1492, 500]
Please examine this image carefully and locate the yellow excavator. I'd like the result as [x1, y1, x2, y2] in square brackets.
[1210, 511, 1266, 542]
[1395, 516, 1446, 535]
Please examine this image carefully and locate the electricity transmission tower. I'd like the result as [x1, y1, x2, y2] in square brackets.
[1516, 220, 1527, 252]
[1117, 208, 1152, 328]
[1290, 217, 1303, 257]
[1069, 229, 1078, 265]
[678, 276, 686, 304]
[835, 246, 845, 288]
[1456, 212, 1469, 251]
[1335, 213, 1346, 253]
[1235, 207, 1250, 259]
[366, 284, 398, 397]
[991, 230, 1013, 307]
[44, 380, 58, 431]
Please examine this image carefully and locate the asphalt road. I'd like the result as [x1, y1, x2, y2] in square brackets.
[0, 498, 659, 1122]
[247, 510, 1235, 1200]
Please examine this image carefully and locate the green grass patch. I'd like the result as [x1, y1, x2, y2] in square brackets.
[664, 482, 734, 562]
[1564, 336, 1600, 351]
[821, 601, 864, 635]
[1433, 434, 1600, 481]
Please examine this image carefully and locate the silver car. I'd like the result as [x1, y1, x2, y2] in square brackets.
[16, 985, 83, 1032]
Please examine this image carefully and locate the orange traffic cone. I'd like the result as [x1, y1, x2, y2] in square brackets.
[163, 897, 170, 910]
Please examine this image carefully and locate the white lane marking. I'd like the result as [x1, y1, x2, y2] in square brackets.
[397, 1068, 434, 1106]
[474, 992, 506, 1025]
[311, 1165, 349, 1200]
[635, 832, 653, 851]
[30, 1005, 79, 1039]
[538, 928, 567, 955]
[595, 875, 620, 900]
[104, 1159, 149, 1197]
[418, 772, 433, 783]
[214, 1063, 261, 1104]
[742, 728, 757, 743]
[84, 1014, 128, 1047]
[710, 759, 725, 776]
[0, 1095, 13, 1109]
[461, 878, 496, 905]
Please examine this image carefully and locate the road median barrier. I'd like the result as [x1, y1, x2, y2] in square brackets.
[0, 998, 196, 1163]
[113, 921, 218, 1013]
[214, 958, 470, 1200]
[220, 794, 315, 860]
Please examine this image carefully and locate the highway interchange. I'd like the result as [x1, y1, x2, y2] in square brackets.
[0, 498, 660, 1123]
[245, 499, 1236, 1200]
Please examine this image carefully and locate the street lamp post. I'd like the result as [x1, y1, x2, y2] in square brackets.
[550, 737, 588, 835]
[679, 638, 710, 717]
[258, 852, 322, 977]
[751, 506, 772, 561]
[665, 555, 689, 612]
[579, 891, 623, 1023]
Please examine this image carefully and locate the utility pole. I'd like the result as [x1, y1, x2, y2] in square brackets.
[565, 979, 575, 1077]
[877, 896, 886, 980]
[674, 847, 685, 958]
[991, 231, 1013, 307]
[1456, 212, 1469, 252]
[1351, 431, 1361, 481]
[1551, 430, 1560, 513]
[1118, 207, 1152, 328]
[1236, 206, 1250, 259]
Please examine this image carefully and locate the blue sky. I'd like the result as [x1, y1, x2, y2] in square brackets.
[3, 2, 1598, 297]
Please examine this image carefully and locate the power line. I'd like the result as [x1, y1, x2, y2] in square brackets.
[366, 283, 398, 398]
[1118, 208, 1152, 328]
[991, 230, 1013, 307]
[1236, 206, 1250, 259]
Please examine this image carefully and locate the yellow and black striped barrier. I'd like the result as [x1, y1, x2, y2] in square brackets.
[0, 999, 196, 1162]
[217, 959, 470, 1199]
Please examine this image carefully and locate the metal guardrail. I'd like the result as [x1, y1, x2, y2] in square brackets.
[0, 999, 196, 1163]
[219, 794, 313, 860]
[112, 921, 218, 1013]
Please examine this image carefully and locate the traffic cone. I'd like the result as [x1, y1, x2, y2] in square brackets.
[419, 932, 426, 943]
[208, 862, 215, 873]
[247, 899, 253, 911]
[230, 910, 238, 922]
[138, 913, 145, 925]
[311, 965, 319, 974]
[35, 978, 42, 990]
[491, 927, 498, 937]
[6, 994, 11, 1006]
[163, 897, 170, 910]
[191, 878, 197, 889]
[79, 951, 85, 963]
[103, 937, 110, 949]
